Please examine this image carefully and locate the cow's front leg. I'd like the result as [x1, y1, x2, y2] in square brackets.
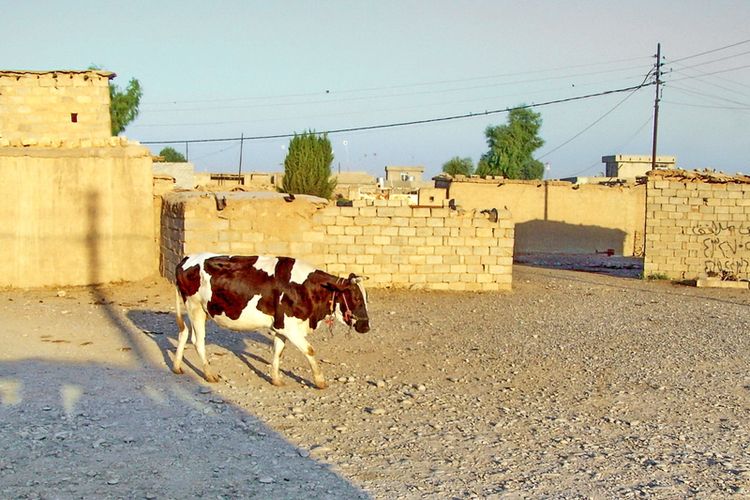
[190, 305, 218, 383]
[285, 328, 326, 389]
[270, 334, 286, 386]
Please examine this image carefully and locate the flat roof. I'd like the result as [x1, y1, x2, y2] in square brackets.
[0, 70, 115, 79]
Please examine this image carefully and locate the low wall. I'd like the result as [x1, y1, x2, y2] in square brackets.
[161, 192, 514, 291]
[644, 170, 750, 280]
[0, 144, 156, 288]
[444, 178, 646, 256]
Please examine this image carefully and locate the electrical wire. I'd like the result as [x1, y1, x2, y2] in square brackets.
[141, 56, 651, 107]
[142, 80, 655, 146]
[538, 70, 653, 160]
[668, 39, 750, 64]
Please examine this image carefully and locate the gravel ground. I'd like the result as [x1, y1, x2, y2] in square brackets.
[1, 264, 749, 499]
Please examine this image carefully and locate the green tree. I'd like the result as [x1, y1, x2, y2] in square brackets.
[159, 146, 187, 162]
[89, 65, 143, 135]
[282, 130, 336, 199]
[479, 107, 545, 180]
[442, 156, 474, 176]
[110, 77, 142, 135]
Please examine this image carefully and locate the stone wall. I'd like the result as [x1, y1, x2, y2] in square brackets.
[644, 170, 750, 281]
[161, 192, 514, 291]
[0, 143, 156, 288]
[442, 177, 646, 256]
[0, 70, 112, 144]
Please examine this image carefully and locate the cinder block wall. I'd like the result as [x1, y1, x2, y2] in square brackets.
[644, 170, 750, 280]
[445, 178, 646, 256]
[161, 192, 514, 291]
[0, 71, 112, 144]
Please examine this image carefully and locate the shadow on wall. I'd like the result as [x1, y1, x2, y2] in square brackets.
[515, 219, 628, 255]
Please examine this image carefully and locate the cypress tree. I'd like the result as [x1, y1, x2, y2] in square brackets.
[282, 130, 337, 199]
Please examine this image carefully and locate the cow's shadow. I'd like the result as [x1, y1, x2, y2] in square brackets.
[127, 310, 311, 387]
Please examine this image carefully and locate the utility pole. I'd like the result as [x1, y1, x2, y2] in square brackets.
[238, 133, 244, 178]
[651, 43, 662, 170]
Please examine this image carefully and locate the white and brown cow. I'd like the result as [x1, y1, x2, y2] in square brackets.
[173, 253, 370, 388]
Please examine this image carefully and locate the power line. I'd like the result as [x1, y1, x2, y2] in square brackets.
[539, 70, 653, 160]
[668, 38, 750, 64]
[141, 56, 650, 108]
[142, 81, 655, 146]
[140, 65, 650, 115]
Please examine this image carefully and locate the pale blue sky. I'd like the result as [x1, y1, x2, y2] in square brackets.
[3, 1, 749, 179]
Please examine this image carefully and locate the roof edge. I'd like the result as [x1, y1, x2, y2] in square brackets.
[0, 70, 116, 80]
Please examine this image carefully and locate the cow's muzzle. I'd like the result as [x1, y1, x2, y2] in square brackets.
[353, 318, 370, 333]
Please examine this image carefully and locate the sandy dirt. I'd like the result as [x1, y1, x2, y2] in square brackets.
[1, 263, 749, 499]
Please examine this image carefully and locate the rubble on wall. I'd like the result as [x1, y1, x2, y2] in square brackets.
[0, 136, 135, 148]
[647, 168, 750, 184]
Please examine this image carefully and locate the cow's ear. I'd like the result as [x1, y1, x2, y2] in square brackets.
[348, 273, 368, 284]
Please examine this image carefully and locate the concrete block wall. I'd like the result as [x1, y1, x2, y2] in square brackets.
[161, 192, 514, 291]
[442, 178, 646, 256]
[0, 143, 156, 288]
[644, 171, 750, 280]
[0, 71, 112, 144]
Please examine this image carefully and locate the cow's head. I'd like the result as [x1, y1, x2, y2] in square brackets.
[326, 274, 370, 333]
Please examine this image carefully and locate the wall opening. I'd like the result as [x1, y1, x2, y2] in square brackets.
[70, 113, 78, 123]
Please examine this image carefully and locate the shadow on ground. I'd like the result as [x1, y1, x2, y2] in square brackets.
[515, 252, 644, 279]
[0, 357, 367, 498]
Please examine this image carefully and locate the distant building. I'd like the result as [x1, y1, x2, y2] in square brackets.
[385, 165, 423, 184]
[602, 154, 676, 178]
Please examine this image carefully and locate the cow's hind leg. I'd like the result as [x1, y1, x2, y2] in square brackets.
[285, 328, 326, 389]
[189, 303, 219, 383]
[173, 299, 190, 375]
[172, 325, 189, 375]
[270, 334, 286, 386]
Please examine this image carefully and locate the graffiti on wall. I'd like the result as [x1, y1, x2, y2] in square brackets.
[692, 222, 750, 277]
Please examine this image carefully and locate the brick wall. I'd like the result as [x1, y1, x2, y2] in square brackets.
[0, 70, 112, 144]
[443, 177, 646, 256]
[161, 192, 514, 291]
[644, 170, 750, 280]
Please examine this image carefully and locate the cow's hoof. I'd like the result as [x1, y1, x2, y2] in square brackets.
[314, 380, 328, 390]
[271, 378, 285, 387]
[172, 367, 184, 375]
[204, 373, 219, 383]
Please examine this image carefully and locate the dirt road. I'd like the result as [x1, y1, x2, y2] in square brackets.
[1, 265, 749, 498]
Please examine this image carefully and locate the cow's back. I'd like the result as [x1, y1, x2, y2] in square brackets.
[176, 254, 319, 331]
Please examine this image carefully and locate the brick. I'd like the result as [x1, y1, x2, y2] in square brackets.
[355, 235, 375, 246]
[355, 254, 374, 264]
[354, 216, 375, 226]
[383, 245, 400, 255]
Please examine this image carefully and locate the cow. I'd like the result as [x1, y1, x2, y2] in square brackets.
[173, 253, 370, 389]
